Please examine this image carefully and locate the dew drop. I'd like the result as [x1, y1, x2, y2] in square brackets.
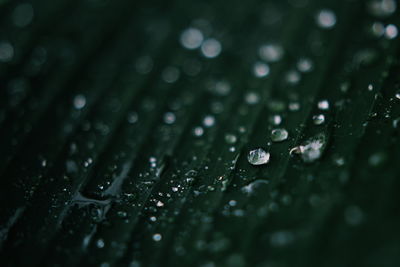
[317, 100, 330, 110]
[163, 112, 176, 124]
[203, 115, 215, 127]
[12, 3, 34, 28]
[153, 233, 162, 242]
[193, 126, 204, 136]
[225, 133, 237, 144]
[292, 133, 327, 163]
[271, 128, 289, 142]
[384, 24, 398, 39]
[253, 61, 270, 78]
[367, 0, 397, 18]
[180, 28, 204, 50]
[247, 148, 270, 165]
[316, 9, 337, 29]
[201, 38, 221, 58]
[162, 66, 180, 83]
[73, 94, 86, 110]
[259, 43, 284, 62]
[0, 41, 14, 63]
[297, 58, 314, 73]
[245, 91, 260, 105]
[312, 114, 325, 125]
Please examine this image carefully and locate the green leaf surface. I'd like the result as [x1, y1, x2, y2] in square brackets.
[0, 0, 399, 266]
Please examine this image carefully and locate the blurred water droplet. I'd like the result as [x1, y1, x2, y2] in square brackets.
[73, 94, 86, 110]
[201, 38, 221, 58]
[245, 91, 260, 105]
[193, 126, 204, 136]
[317, 100, 330, 110]
[313, 114, 325, 125]
[203, 115, 215, 127]
[367, 0, 397, 18]
[163, 112, 176, 124]
[12, 3, 34, 28]
[316, 9, 337, 29]
[248, 148, 270, 165]
[0, 41, 14, 62]
[297, 57, 314, 73]
[153, 233, 162, 242]
[180, 27, 204, 49]
[253, 61, 270, 78]
[259, 43, 284, 62]
[271, 128, 289, 142]
[291, 133, 327, 163]
[135, 56, 153, 74]
[384, 24, 398, 39]
[225, 133, 237, 144]
[162, 66, 180, 83]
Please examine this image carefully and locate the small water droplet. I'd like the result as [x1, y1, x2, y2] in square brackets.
[259, 43, 284, 62]
[384, 24, 398, 39]
[73, 94, 86, 109]
[193, 126, 204, 136]
[293, 133, 327, 163]
[97, 239, 105, 248]
[201, 38, 221, 58]
[180, 27, 204, 49]
[225, 133, 237, 144]
[317, 100, 330, 110]
[152, 233, 162, 242]
[203, 115, 215, 127]
[271, 128, 289, 142]
[247, 148, 270, 165]
[245, 91, 260, 105]
[367, 0, 397, 18]
[313, 114, 325, 125]
[163, 112, 176, 124]
[12, 3, 34, 28]
[297, 58, 314, 73]
[0, 41, 14, 63]
[316, 9, 337, 29]
[253, 61, 270, 78]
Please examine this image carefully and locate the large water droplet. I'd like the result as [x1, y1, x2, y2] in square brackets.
[248, 148, 270, 165]
[271, 128, 289, 142]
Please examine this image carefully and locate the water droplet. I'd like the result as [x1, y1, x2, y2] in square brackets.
[297, 58, 314, 73]
[127, 112, 138, 124]
[253, 61, 270, 78]
[316, 9, 336, 29]
[313, 114, 325, 125]
[291, 133, 327, 163]
[163, 112, 176, 124]
[367, 0, 397, 18]
[73, 94, 86, 109]
[241, 179, 269, 195]
[370, 22, 385, 37]
[12, 3, 34, 28]
[344, 205, 364, 225]
[201, 38, 222, 58]
[259, 43, 284, 62]
[213, 80, 231, 96]
[285, 70, 301, 85]
[245, 91, 260, 105]
[96, 239, 105, 248]
[247, 148, 270, 165]
[135, 56, 153, 74]
[385, 24, 398, 39]
[225, 133, 237, 144]
[156, 201, 164, 207]
[270, 115, 282, 125]
[153, 233, 162, 242]
[288, 102, 300, 111]
[0, 41, 14, 62]
[271, 128, 289, 142]
[162, 66, 180, 83]
[180, 28, 204, 50]
[317, 100, 330, 110]
[193, 126, 204, 136]
[203, 115, 215, 127]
